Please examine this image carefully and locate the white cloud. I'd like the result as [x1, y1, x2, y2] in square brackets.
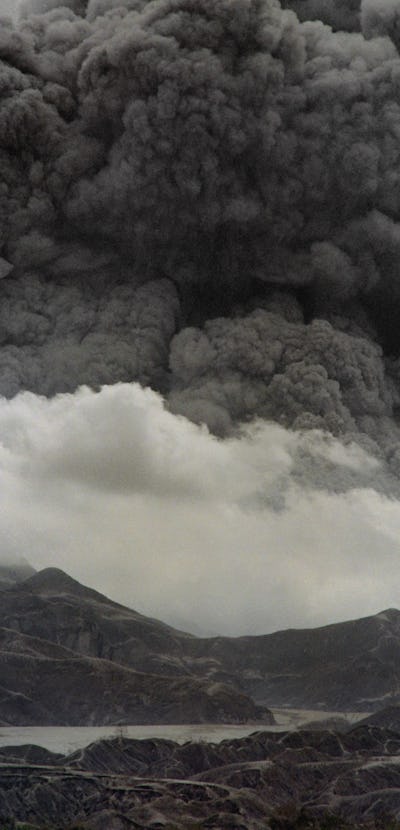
[0, 383, 399, 635]
[0, 384, 293, 501]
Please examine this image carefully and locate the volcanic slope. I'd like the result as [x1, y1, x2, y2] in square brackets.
[0, 570, 270, 726]
[2, 568, 400, 713]
[190, 607, 400, 711]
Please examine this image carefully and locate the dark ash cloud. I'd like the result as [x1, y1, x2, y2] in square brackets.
[2, 0, 400, 487]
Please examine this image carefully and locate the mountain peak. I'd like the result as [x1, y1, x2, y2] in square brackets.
[374, 608, 400, 622]
[19, 568, 119, 606]
[16, 568, 192, 635]
[22, 568, 84, 592]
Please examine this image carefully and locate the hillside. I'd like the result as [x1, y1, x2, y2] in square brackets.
[192, 608, 400, 710]
[0, 570, 271, 725]
[1, 567, 400, 716]
[0, 631, 268, 726]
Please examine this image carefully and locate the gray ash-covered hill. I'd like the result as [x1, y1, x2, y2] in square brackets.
[0, 567, 201, 676]
[0, 568, 400, 723]
[0, 630, 268, 726]
[191, 607, 400, 711]
[0, 569, 271, 726]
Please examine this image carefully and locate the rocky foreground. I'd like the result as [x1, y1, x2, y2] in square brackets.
[2, 717, 400, 828]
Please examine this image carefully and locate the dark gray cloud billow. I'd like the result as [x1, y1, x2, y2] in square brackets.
[282, 0, 360, 30]
[2, 0, 400, 489]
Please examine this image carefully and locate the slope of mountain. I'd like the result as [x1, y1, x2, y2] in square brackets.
[0, 625, 269, 725]
[204, 607, 400, 710]
[0, 567, 194, 674]
[1, 567, 400, 717]
[0, 571, 272, 725]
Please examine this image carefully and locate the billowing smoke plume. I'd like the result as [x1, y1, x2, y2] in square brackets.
[281, 0, 360, 31]
[3, 0, 400, 488]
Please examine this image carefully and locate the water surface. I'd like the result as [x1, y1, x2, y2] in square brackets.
[0, 709, 370, 755]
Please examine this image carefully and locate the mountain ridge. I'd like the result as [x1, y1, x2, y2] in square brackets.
[15, 565, 400, 638]
[18, 567, 191, 633]
[1, 566, 400, 717]
[0, 568, 272, 726]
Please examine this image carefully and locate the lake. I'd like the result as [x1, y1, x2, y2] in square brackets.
[0, 708, 370, 755]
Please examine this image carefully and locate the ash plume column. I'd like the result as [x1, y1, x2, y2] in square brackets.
[281, 0, 361, 30]
[2, 0, 400, 482]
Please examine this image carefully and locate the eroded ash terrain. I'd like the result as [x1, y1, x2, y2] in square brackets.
[3, 717, 400, 828]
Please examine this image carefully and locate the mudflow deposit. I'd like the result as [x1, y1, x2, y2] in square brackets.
[1, 0, 400, 496]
